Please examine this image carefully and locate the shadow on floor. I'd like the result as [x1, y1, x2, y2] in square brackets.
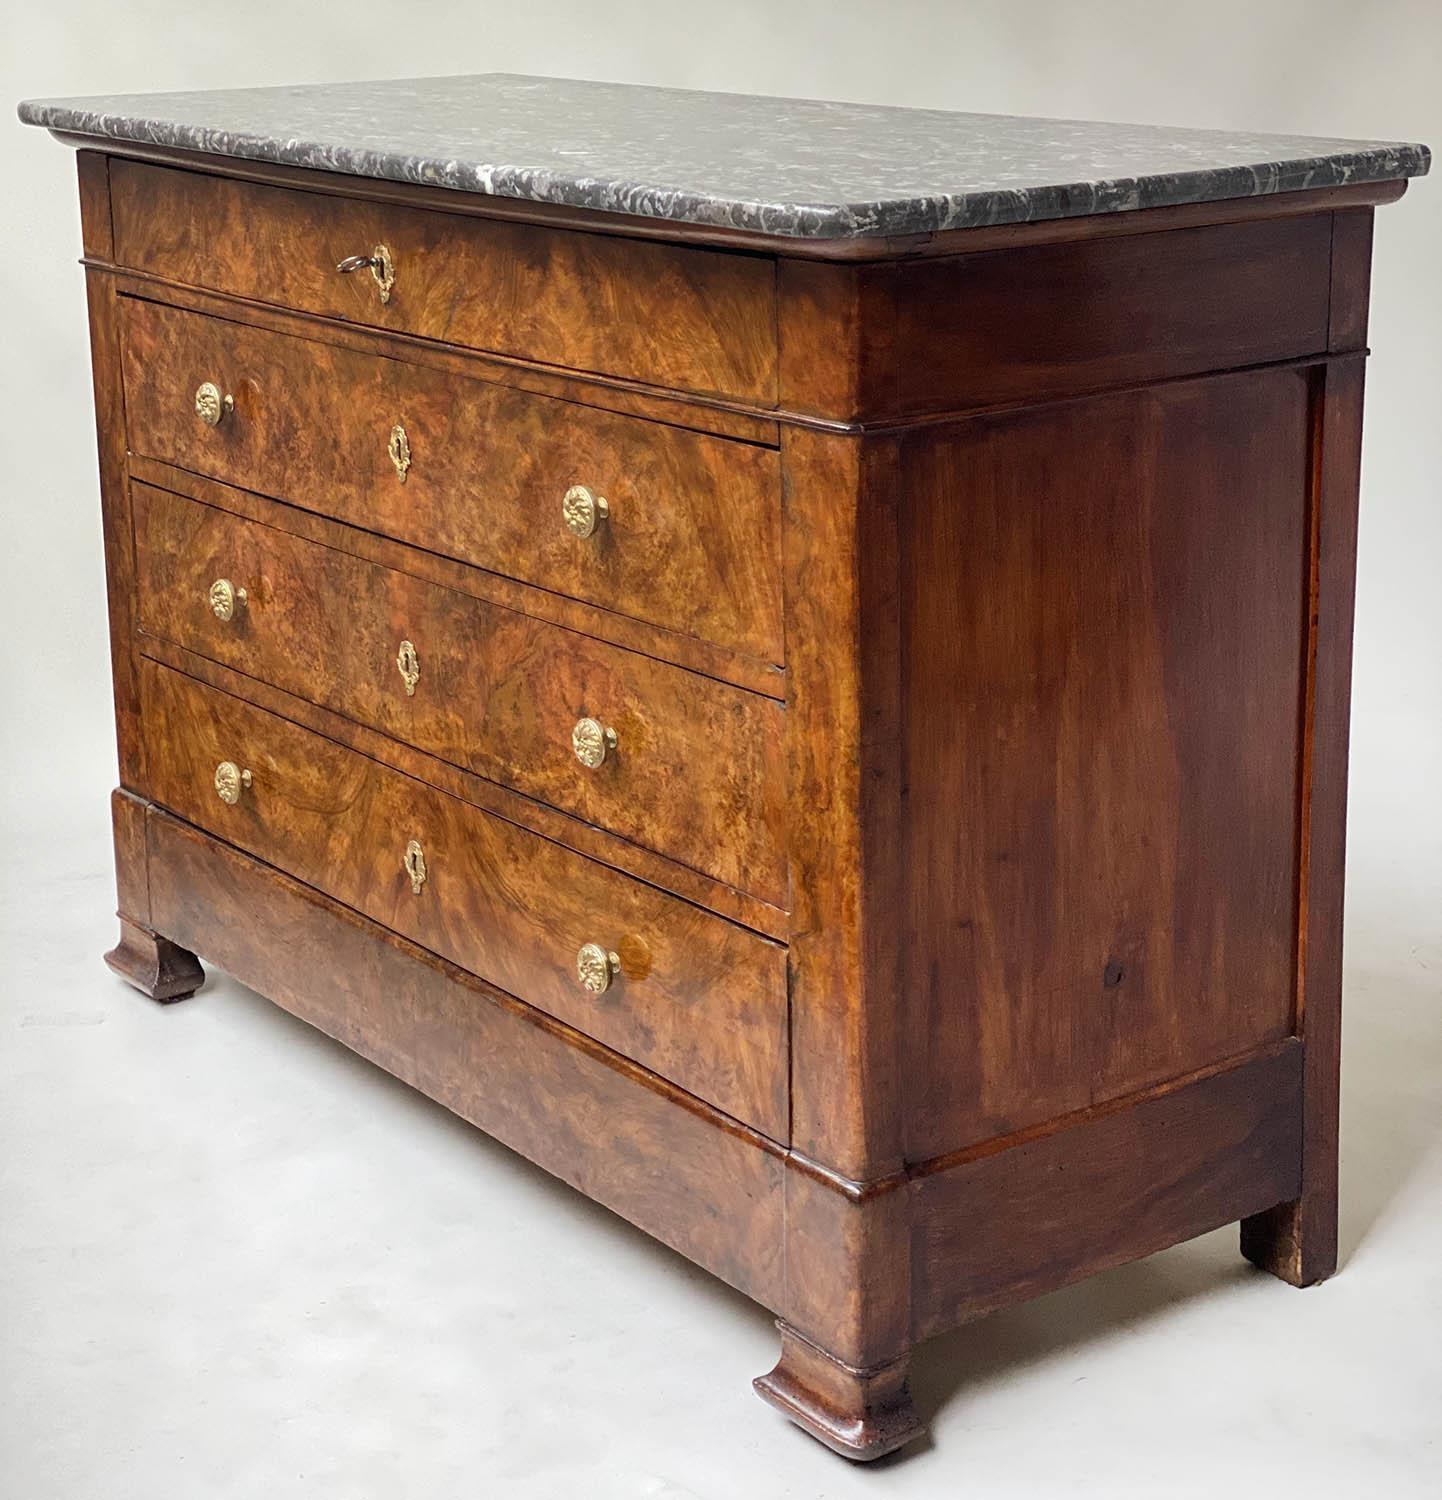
[905, 1238, 1251, 1440]
[1335, 960, 1442, 1264]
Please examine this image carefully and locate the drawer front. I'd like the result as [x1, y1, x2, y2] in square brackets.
[110, 160, 778, 403]
[137, 661, 789, 1137]
[133, 484, 788, 906]
[120, 297, 784, 665]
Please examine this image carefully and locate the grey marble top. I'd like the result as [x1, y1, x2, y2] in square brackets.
[17, 73, 1430, 241]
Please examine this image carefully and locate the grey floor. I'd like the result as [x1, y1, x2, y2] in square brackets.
[3, 809, 1439, 1499]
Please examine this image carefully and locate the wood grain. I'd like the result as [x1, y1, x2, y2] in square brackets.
[912, 1040, 1304, 1335]
[100, 263, 779, 446]
[887, 214, 1334, 419]
[132, 483, 788, 906]
[145, 807, 786, 1306]
[776, 259, 897, 422]
[81, 265, 143, 785]
[774, 413, 912, 1407]
[130, 456, 783, 702]
[119, 296, 785, 665]
[110, 158, 778, 402]
[76, 150, 113, 258]
[138, 632, 788, 941]
[754, 1323, 921, 1461]
[105, 782, 204, 1003]
[137, 661, 789, 1138]
[104, 916, 204, 1003]
[1326, 210, 1376, 353]
[109, 784, 150, 925]
[1241, 357, 1367, 1286]
[780, 429, 905, 1182]
[901, 368, 1310, 1157]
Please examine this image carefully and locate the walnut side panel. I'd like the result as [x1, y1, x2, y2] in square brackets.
[901, 368, 1311, 1158]
[890, 214, 1333, 418]
[912, 1040, 1304, 1338]
[144, 809, 785, 1305]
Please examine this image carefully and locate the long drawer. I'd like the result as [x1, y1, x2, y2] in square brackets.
[132, 483, 788, 906]
[143, 812, 786, 1307]
[109, 159, 778, 403]
[137, 661, 789, 1137]
[119, 296, 785, 665]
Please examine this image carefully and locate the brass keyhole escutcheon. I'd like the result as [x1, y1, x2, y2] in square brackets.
[403, 839, 427, 895]
[208, 578, 247, 622]
[336, 243, 395, 304]
[396, 639, 420, 696]
[194, 381, 234, 427]
[213, 760, 252, 805]
[576, 942, 620, 994]
[388, 423, 412, 482]
[562, 484, 609, 539]
[572, 717, 617, 769]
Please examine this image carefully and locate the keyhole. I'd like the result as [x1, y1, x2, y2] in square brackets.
[397, 640, 420, 696]
[404, 839, 426, 894]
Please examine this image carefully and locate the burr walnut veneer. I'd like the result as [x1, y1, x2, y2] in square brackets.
[33, 107, 1421, 1458]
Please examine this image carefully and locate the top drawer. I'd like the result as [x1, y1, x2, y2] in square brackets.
[108, 160, 778, 404]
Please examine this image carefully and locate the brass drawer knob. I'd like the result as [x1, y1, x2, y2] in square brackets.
[576, 942, 620, 994]
[562, 484, 609, 539]
[403, 839, 427, 895]
[336, 244, 395, 304]
[396, 639, 420, 696]
[572, 717, 617, 769]
[213, 761, 252, 805]
[388, 423, 411, 482]
[208, 577, 247, 622]
[194, 381, 234, 427]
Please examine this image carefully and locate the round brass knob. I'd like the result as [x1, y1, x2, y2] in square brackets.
[576, 942, 620, 994]
[208, 578, 247, 622]
[562, 484, 609, 540]
[572, 717, 617, 769]
[213, 761, 252, 805]
[194, 381, 234, 427]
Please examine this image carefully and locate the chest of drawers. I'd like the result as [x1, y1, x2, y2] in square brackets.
[20, 75, 1428, 1460]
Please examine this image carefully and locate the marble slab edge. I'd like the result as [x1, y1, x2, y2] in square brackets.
[17, 99, 1430, 242]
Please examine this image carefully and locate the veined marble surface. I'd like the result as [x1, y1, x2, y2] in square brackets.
[17, 73, 1431, 240]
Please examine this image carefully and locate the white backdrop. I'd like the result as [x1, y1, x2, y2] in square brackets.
[2, 4, 1438, 1496]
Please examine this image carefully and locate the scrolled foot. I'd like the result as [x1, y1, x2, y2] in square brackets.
[753, 1321, 924, 1462]
[105, 917, 204, 1003]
